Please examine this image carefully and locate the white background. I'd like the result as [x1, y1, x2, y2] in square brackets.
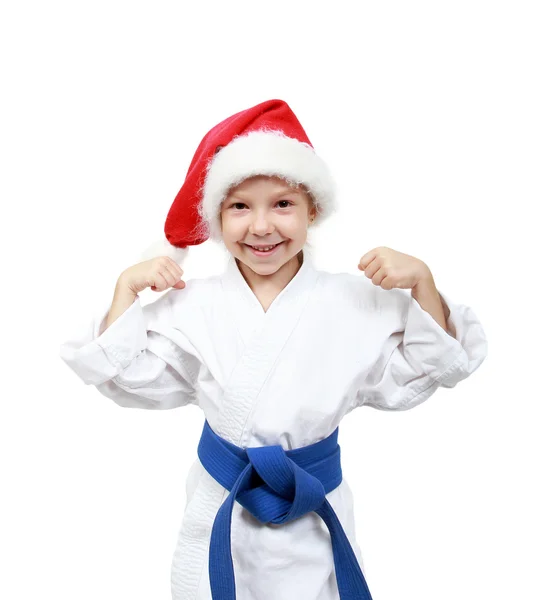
[1, 1, 546, 598]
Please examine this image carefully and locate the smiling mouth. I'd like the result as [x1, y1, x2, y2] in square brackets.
[242, 242, 287, 256]
[244, 242, 284, 250]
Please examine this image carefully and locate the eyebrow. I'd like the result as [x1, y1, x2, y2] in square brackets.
[231, 188, 301, 200]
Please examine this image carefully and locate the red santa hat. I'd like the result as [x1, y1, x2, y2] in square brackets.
[140, 98, 337, 266]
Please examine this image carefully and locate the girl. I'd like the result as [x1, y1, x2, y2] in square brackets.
[60, 99, 488, 600]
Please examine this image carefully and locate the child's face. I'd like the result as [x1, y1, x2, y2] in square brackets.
[220, 175, 316, 275]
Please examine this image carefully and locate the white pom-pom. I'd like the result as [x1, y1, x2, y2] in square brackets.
[140, 238, 189, 267]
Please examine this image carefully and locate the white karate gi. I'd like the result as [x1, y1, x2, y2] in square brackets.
[59, 247, 488, 600]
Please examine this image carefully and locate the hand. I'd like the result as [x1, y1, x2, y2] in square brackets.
[117, 257, 186, 295]
[357, 246, 432, 290]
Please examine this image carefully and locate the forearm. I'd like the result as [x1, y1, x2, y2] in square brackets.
[104, 280, 138, 332]
[411, 274, 455, 338]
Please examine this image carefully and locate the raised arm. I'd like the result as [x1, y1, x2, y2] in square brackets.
[60, 258, 200, 410]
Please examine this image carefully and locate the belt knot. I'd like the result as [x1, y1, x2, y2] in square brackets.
[197, 419, 374, 600]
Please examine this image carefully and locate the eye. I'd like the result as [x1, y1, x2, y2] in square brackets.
[228, 200, 294, 210]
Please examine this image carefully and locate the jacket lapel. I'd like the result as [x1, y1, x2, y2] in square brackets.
[217, 248, 319, 444]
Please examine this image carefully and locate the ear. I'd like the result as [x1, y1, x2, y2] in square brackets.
[309, 203, 318, 222]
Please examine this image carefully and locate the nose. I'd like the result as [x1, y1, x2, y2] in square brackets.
[249, 211, 274, 236]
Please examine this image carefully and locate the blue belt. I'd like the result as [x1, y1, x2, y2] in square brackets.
[197, 419, 374, 599]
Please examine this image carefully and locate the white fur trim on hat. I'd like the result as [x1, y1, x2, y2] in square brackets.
[140, 238, 189, 267]
[200, 129, 337, 241]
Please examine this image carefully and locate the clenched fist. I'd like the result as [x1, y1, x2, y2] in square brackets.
[118, 256, 186, 295]
[357, 246, 431, 290]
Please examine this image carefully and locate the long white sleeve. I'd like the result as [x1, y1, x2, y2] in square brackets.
[356, 288, 488, 411]
[59, 292, 201, 410]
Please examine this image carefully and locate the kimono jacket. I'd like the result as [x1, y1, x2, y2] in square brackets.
[59, 247, 488, 600]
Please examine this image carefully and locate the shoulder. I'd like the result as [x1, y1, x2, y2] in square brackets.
[316, 268, 410, 317]
[143, 272, 221, 319]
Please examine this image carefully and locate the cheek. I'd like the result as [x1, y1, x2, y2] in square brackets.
[286, 215, 310, 231]
[220, 217, 239, 233]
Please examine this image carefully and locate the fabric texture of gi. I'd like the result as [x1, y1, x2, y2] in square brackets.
[59, 246, 488, 600]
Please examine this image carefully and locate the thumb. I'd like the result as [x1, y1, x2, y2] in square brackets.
[173, 280, 186, 289]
